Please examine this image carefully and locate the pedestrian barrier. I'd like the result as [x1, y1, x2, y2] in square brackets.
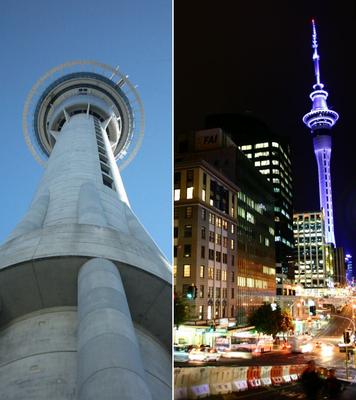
[271, 365, 284, 385]
[209, 368, 233, 395]
[247, 366, 262, 388]
[282, 365, 292, 383]
[231, 366, 249, 392]
[174, 368, 189, 400]
[175, 364, 307, 399]
[260, 366, 272, 386]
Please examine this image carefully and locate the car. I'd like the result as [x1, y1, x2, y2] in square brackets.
[220, 349, 252, 359]
[188, 347, 221, 362]
[174, 345, 189, 363]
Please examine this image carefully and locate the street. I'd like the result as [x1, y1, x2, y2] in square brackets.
[202, 381, 356, 400]
[175, 302, 356, 399]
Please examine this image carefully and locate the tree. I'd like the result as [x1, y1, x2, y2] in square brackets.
[174, 292, 191, 328]
[248, 303, 293, 338]
[279, 309, 295, 336]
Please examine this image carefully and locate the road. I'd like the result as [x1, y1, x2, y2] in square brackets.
[175, 301, 356, 399]
[315, 304, 355, 337]
[202, 381, 356, 400]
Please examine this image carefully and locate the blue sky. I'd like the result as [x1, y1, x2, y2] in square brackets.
[0, 0, 172, 258]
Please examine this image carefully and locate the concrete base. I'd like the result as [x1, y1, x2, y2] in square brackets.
[0, 306, 171, 399]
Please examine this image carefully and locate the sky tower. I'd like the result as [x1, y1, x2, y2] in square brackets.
[0, 61, 171, 400]
[303, 20, 339, 246]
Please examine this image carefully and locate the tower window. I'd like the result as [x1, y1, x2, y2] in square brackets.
[102, 175, 114, 189]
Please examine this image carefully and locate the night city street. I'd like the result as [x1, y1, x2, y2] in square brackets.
[174, 1, 355, 399]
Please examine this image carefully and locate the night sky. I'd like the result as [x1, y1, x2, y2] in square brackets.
[175, 0, 356, 270]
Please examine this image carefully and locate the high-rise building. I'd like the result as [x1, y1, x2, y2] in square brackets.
[0, 62, 171, 400]
[174, 128, 276, 327]
[334, 247, 346, 286]
[293, 211, 333, 295]
[345, 254, 353, 285]
[205, 114, 294, 288]
[302, 20, 339, 246]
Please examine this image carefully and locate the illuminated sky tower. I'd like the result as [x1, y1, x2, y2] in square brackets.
[303, 20, 339, 246]
[0, 61, 171, 400]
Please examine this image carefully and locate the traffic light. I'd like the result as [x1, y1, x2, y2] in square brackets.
[186, 285, 197, 300]
[343, 330, 351, 344]
[309, 305, 316, 316]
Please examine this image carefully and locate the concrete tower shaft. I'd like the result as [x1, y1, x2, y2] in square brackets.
[0, 63, 171, 400]
[313, 134, 335, 245]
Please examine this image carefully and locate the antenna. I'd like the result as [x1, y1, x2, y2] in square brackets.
[311, 19, 323, 89]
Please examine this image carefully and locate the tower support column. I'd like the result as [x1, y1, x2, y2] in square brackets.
[77, 258, 152, 400]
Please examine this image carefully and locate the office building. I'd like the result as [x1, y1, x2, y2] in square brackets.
[205, 113, 294, 292]
[175, 128, 276, 326]
[293, 211, 334, 295]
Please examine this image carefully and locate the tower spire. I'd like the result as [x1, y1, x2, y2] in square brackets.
[311, 19, 323, 89]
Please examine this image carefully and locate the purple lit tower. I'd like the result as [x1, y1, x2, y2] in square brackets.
[303, 20, 339, 245]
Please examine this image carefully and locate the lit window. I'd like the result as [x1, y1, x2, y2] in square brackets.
[272, 160, 279, 165]
[222, 270, 227, 281]
[202, 189, 206, 201]
[238, 207, 246, 218]
[261, 160, 270, 166]
[222, 220, 228, 230]
[247, 278, 254, 287]
[254, 161, 261, 167]
[231, 224, 235, 234]
[241, 145, 252, 150]
[260, 169, 270, 175]
[231, 239, 235, 250]
[208, 267, 214, 279]
[199, 305, 203, 319]
[265, 238, 269, 247]
[246, 211, 255, 224]
[174, 189, 180, 201]
[272, 142, 279, 148]
[255, 142, 269, 149]
[187, 187, 193, 199]
[183, 264, 191, 277]
[173, 265, 177, 277]
[246, 153, 252, 159]
[200, 265, 205, 278]
[255, 151, 269, 158]
[237, 276, 246, 286]
[209, 213, 215, 225]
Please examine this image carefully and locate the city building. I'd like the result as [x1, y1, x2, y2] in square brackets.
[334, 247, 346, 286]
[174, 128, 276, 329]
[293, 211, 334, 295]
[345, 253, 353, 285]
[205, 114, 294, 291]
[0, 62, 171, 399]
[302, 20, 339, 246]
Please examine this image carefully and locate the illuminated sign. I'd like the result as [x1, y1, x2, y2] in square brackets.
[195, 129, 222, 150]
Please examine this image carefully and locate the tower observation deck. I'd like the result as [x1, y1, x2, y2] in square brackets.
[302, 20, 339, 246]
[0, 61, 171, 400]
